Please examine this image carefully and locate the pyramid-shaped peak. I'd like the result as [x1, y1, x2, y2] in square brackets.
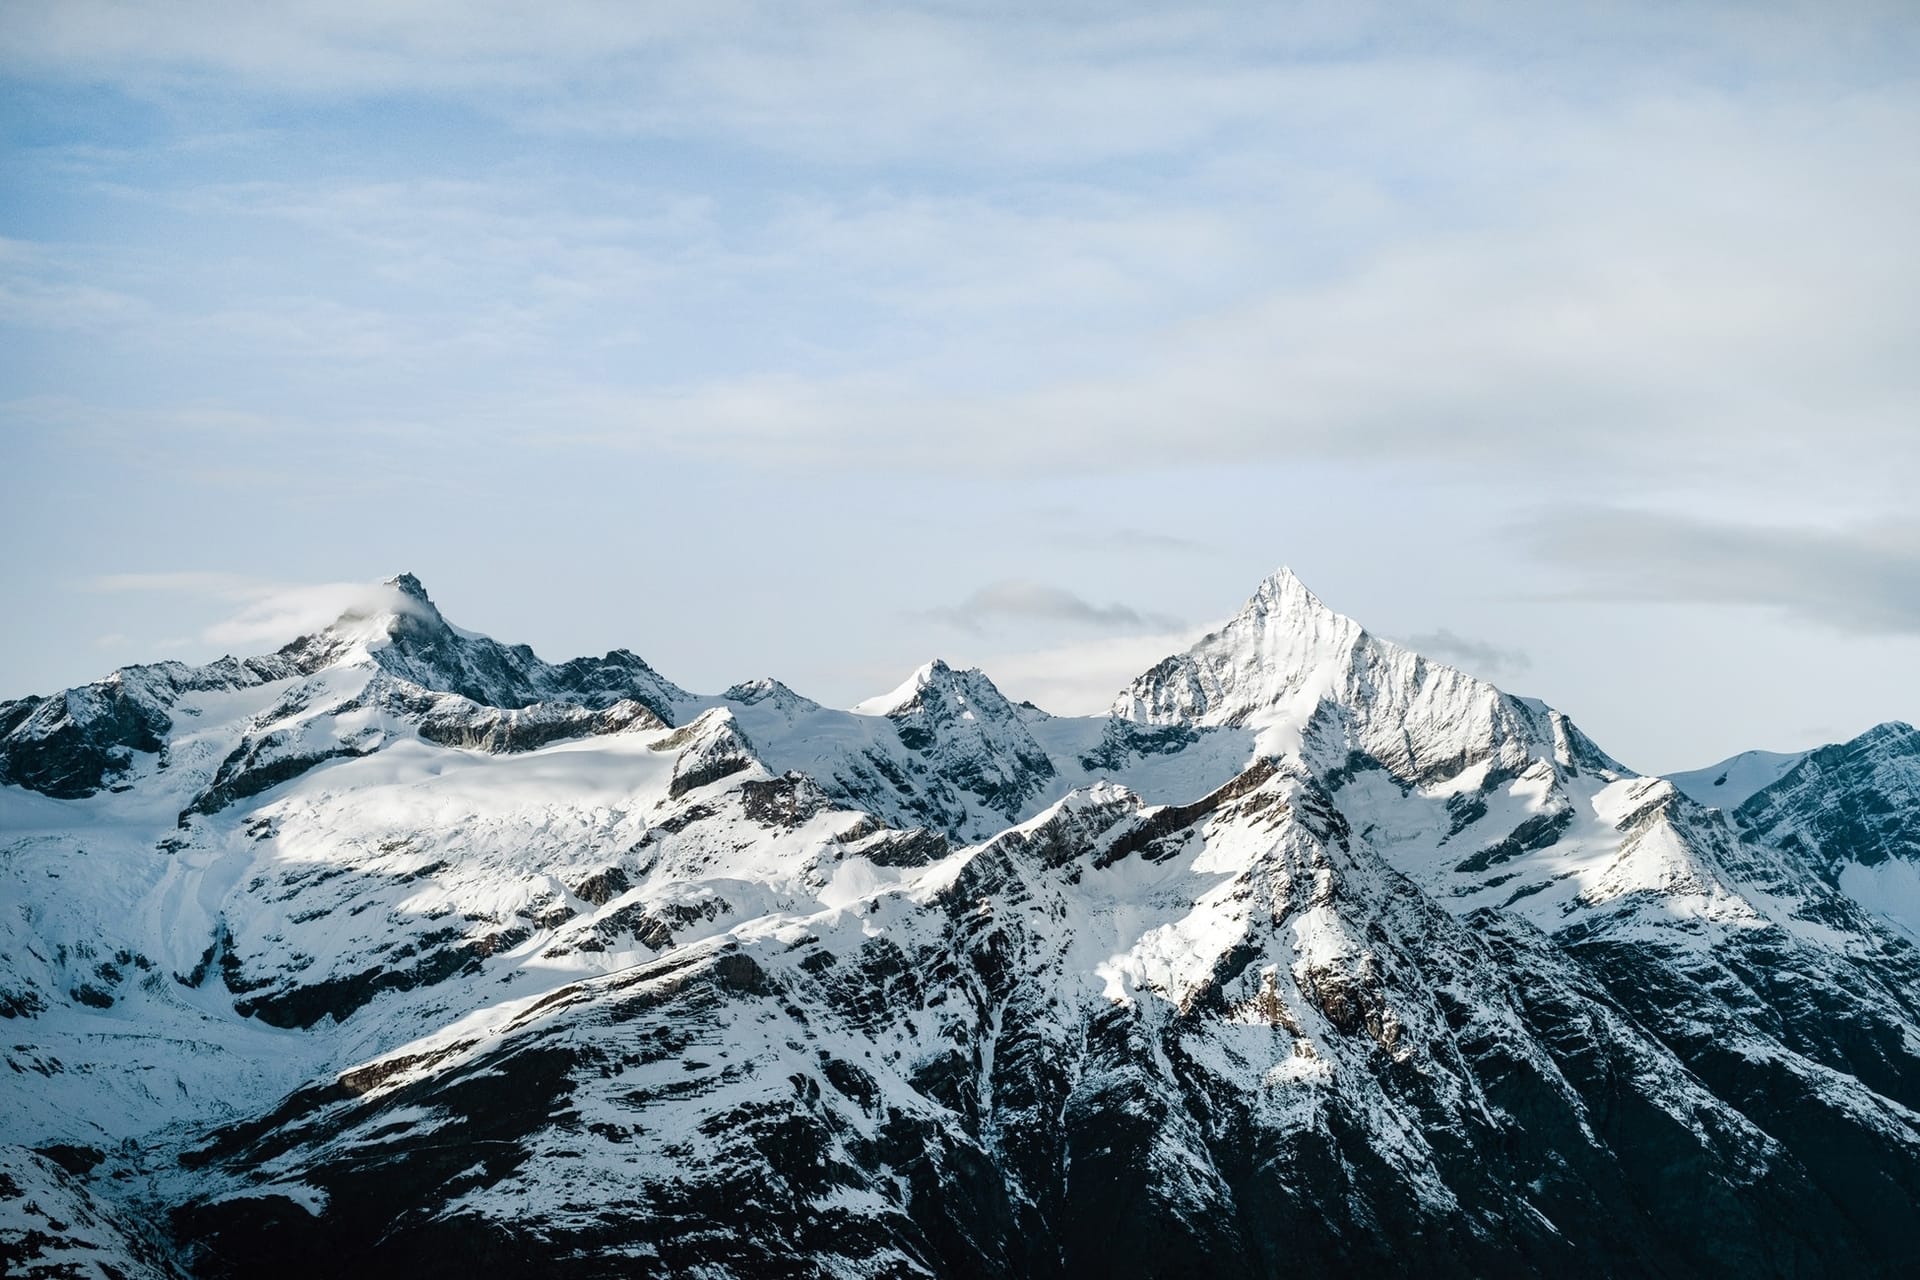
[385, 571, 435, 606]
[1112, 566, 1615, 785]
[322, 574, 448, 643]
[1217, 567, 1363, 656]
[853, 658, 1014, 718]
[1110, 566, 1367, 728]
[854, 664, 932, 716]
[1241, 566, 1341, 623]
[277, 576, 444, 658]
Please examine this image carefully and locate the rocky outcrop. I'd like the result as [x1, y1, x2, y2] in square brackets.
[1, 573, 689, 805]
[1733, 721, 1920, 870]
[416, 696, 663, 754]
[660, 708, 759, 798]
[0, 1145, 180, 1279]
[7, 568, 1920, 1278]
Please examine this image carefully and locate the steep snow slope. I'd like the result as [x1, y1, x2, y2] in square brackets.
[1669, 746, 1809, 810]
[5, 568, 1920, 1277]
[165, 752, 1920, 1277]
[718, 661, 1256, 844]
[1, 1145, 180, 1279]
[0, 575, 1250, 1153]
[1704, 722, 1920, 939]
[1732, 722, 1920, 871]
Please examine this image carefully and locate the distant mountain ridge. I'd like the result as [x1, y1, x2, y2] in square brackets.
[5, 569, 1920, 1278]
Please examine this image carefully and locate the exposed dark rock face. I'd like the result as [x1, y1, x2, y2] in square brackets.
[662, 709, 759, 798]
[570, 866, 632, 907]
[0, 659, 279, 799]
[739, 772, 835, 828]
[416, 696, 663, 754]
[0, 573, 687, 806]
[184, 741, 379, 821]
[0, 685, 170, 798]
[294, 573, 690, 724]
[165, 764, 1920, 1278]
[8, 569, 1920, 1279]
[1733, 721, 1920, 872]
[0, 1145, 181, 1278]
[879, 661, 1059, 821]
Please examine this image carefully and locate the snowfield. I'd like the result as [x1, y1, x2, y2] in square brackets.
[5, 569, 1920, 1278]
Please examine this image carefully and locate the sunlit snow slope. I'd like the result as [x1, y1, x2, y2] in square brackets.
[5, 570, 1920, 1279]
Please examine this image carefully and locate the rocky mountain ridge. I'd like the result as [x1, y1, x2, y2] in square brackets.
[4, 569, 1919, 1278]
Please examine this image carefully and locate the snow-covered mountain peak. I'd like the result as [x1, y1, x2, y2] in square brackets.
[266, 577, 689, 720]
[832, 658, 1061, 833]
[1668, 746, 1810, 810]
[1856, 719, 1919, 751]
[851, 659, 947, 717]
[1114, 567, 1623, 794]
[0, 574, 700, 807]
[1723, 721, 1920, 903]
[9, 569, 1920, 1276]
[851, 657, 1015, 720]
[1241, 564, 1346, 629]
[385, 570, 432, 605]
[722, 677, 819, 714]
[280, 575, 449, 670]
[1109, 566, 1368, 731]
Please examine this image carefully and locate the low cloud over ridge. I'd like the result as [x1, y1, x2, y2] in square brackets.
[1400, 628, 1533, 678]
[927, 580, 1181, 635]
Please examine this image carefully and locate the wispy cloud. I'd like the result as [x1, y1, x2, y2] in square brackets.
[91, 570, 261, 595]
[7, 4, 1917, 512]
[926, 581, 1181, 635]
[1519, 508, 1920, 635]
[555, 140, 1920, 483]
[2, 2, 1913, 768]
[1399, 628, 1532, 678]
[6, 3, 1911, 165]
[89, 572, 425, 648]
[977, 627, 1211, 717]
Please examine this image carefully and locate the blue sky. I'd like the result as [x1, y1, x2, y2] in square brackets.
[3, 1, 1918, 772]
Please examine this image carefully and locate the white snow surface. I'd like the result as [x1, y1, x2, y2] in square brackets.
[1668, 748, 1809, 810]
[3, 567, 1919, 1271]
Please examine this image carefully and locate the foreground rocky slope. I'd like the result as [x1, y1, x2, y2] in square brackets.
[3, 570, 1918, 1277]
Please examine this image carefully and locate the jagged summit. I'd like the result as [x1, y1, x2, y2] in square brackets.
[1241, 564, 1346, 626]
[271, 573, 690, 719]
[8, 567, 1920, 1277]
[279, 573, 453, 672]
[850, 658, 947, 717]
[866, 571, 1350, 726]
[0, 573, 692, 802]
[1110, 566, 1364, 727]
[836, 657, 1058, 829]
[1114, 566, 1623, 786]
[1109, 566, 1371, 728]
[1726, 720, 1920, 884]
[722, 677, 818, 711]
[851, 657, 1018, 720]
[386, 570, 432, 604]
